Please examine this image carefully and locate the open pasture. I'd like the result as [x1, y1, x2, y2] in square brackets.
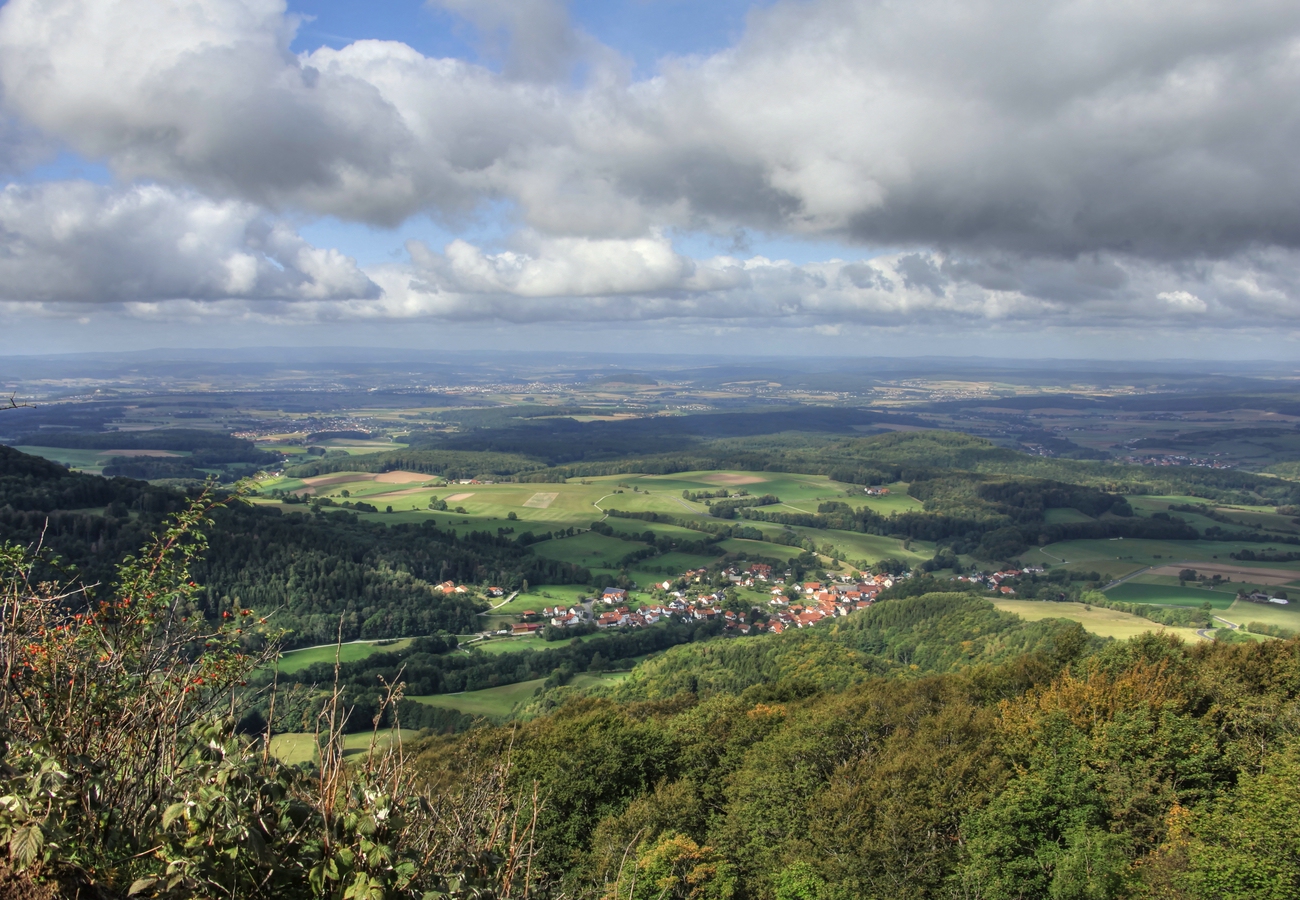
[315, 438, 408, 455]
[630, 470, 849, 503]
[269, 729, 420, 765]
[716, 537, 806, 561]
[531, 532, 651, 566]
[408, 672, 629, 719]
[276, 638, 415, 674]
[780, 526, 933, 565]
[1044, 508, 1096, 524]
[256, 469, 931, 575]
[1104, 581, 1237, 610]
[408, 678, 546, 718]
[13, 445, 189, 473]
[993, 599, 1207, 642]
[465, 632, 609, 655]
[1224, 599, 1300, 631]
[1145, 563, 1300, 585]
[1022, 537, 1300, 578]
[605, 519, 703, 540]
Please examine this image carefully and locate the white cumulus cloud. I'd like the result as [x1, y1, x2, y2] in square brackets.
[0, 181, 377, 304]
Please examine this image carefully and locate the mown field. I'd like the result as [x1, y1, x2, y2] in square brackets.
[1022, 537, 1300, 579]
[14, 445, 189, 474]
[1223, 598, 1300, 631]
[269, 729, 421, 765]
[992, 599, 1207, 642]
[276, 638, 416, 674]
[407, 671, 630, 718]
[1104, 582, 1239, 610]
[462, 631, 608, 656]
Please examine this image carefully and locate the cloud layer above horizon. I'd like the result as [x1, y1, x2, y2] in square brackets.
[1, 0, 1299, 336]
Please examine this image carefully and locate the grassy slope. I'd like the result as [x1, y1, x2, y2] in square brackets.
[993, 599, 1207, 642]
[1104, 582, 1237, 610]
[276, 638, 416, 674]
[269, 729, 420, 765]
[1223, 598, 1300, 630]
[407, 672, 630, 718]
[1023, 537, 1300, 579]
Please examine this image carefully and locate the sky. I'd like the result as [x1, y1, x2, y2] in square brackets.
[0, 0, 1299, 358]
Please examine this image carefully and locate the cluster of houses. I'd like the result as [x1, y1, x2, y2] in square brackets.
[502, 557, 1109, 640]
[761, 576, 889, 631]
[949, 567, 1045, 595]
[864, 487, 891, 496]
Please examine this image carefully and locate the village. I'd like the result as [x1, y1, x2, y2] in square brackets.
[477, 560, 1044, 639]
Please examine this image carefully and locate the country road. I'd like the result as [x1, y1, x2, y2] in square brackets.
[671, 496, 705, 515]
[479, 590, 520, 614]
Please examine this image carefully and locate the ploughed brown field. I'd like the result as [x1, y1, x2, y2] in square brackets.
[700, 472, 766, 485]
[295, 470, 431, 494]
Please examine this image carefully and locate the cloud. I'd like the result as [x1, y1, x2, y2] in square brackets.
[2, 0, 1298, 260]
[0, 0, 1299, 333]
[428, 0, 595, 82]
[302, 238, 1300, 329]
[0, 180, 377, 304]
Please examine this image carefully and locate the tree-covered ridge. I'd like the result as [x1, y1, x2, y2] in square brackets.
[429, 631, 1300, 899]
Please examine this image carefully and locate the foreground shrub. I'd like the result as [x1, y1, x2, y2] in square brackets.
[0, 491, 543, 898]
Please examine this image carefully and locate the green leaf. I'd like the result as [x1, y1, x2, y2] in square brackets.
[162, 802, 188, 829]
[127, 877, 158, 896]
[8, 824, 43, 869]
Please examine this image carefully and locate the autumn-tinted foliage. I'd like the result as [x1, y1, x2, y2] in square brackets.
[421, 626, 1300, 899]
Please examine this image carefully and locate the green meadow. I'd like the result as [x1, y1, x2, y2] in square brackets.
[1043, 507, 1096, 524]
[407, 678, 547, 718]
[1022, 537, 1300, 578]
[269, 729, 420, 765]
[1223, 598, 1300, 630]
[14, 445, 188, 474]
[1104, 581, 1238, 610]
[407, 672, 630, 719]
[993, 599, 1207, 643]
[463, 632, 609, 656]
[276, 638, 415, 673]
